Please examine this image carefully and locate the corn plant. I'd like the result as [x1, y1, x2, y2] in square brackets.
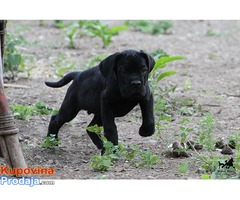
[126, 20, 173, 35]
[61, 20, 128, 48]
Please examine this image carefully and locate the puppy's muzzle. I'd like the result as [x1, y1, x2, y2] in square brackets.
[131, 80, 141, 87]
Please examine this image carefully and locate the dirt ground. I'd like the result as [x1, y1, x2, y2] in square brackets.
[1, 20, 240, 179]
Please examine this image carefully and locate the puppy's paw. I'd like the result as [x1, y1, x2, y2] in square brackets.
[139, 123, 155, 137]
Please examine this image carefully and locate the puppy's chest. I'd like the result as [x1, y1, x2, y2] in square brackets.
[109, 100, 138, 117]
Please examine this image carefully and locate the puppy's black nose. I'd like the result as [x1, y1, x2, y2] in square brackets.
[131, 80, 141, 87]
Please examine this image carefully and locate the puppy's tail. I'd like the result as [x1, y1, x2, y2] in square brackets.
[45, 71, 79, 88]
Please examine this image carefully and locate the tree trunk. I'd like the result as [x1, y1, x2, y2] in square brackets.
[0, 20, 27, 175]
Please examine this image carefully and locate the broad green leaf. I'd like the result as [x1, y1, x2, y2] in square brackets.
[201, 174, 211, 179]
[154, 56, 185, 71]
[157, 71, 176, 82]
[130, 145, 140, 152]
[177, 162, 188, 174]
[86, 125, 103, 134]
[103, 159, 112, 167]
[8, 54, 22, 67]
[109, 154, 118, 159]
[150, 155, 159, 164]
[109, 25, 128, 35]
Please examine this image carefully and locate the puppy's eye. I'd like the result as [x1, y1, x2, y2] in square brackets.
[141, 68, 148, 74]
[120, 68, 127, 74]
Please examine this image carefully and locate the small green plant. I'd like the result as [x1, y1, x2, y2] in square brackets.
[178, 114, 239, 179]
[10, 102, 58, 120]
[184, 80, 191, 90]
[87, 125, 117, 171]
[172, 113, 240, 179]
[206, 29, 221, 36]
[52, 53, 77, 77]
[10, 104, 36, 120]
[86, 124, 104, 135]
[197, 113, 216, 151]
[4, 32, 37, 79]
[4, 33, 25, 79]
[64, 22, 79, 48]
[150, 50, 184, 88]
[178, 162, 189, 174]
[228, 131, 240, 151]
[177, 106, 194, 116]
[234, 152, 240, 172]
[88, 125, 159, 171]
[179, 125, 194, 143]
[41, 134, 60, 149]
[90, 154, 113, 172]
[149, 50, 185, 139]
[126, 20, 172, 35]
[199, 155, 219, 173]
[84, 55, 106, 69]
[154, 98, 172, 121]
[152, 55, 184, 83]
[197, 155, 238, 179]
[54, 20, 65, 28]
[61, 20, 128, 48]
[150, 50, 185, 121]
[136, 149, 160, 168]
[34, 102, 58, 115]
[82, 21, 128, 48]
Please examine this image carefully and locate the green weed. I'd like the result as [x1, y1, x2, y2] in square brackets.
[10, 104, 35, 120]
[4, 33, 26, 79]
[152, 55, 185, 83]
[173, 114, 240, 179]
[179, 125, 194, 143]
[41, 134, 61, 149]
[52, 53, 77, 77]
[84, 55, 106, 69]
[184, 80, 191, 90]
[87, 125, 159, 172]
[61, 20, 128, 48]
[10, 102, 58, 120]
[65, 23, 79, 48]
[126, 20, 172, 35]
[228, 131, 240, 151]
[149, 50, 185, 138]
[177, 106, 194, 116]
[206, 29, 221, 36]
[4, 32, 37, 79]
[84, 21, 128, 48]
[197, 113, 216, 151]
[133, 148, 160, 168]
[54, 20, 65, 28]
[178, 162, 189, 174]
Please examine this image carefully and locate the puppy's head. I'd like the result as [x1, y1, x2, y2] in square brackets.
[99, 49, 155, 98]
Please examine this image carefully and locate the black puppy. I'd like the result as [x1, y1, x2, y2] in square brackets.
[45, 49, 155, 153]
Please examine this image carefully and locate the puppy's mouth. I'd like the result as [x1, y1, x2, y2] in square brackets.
[121, 87, 146, 98]
[132, 88, 145, 95]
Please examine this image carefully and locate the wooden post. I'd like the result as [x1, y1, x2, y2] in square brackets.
[0, 20, 27, 174]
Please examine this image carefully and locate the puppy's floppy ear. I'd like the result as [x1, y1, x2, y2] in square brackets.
[140, 50, 155, 73]
[99, 52, 121, 78]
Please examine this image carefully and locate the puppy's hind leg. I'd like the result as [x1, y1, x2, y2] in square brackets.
[86, 115, 103, 150]
[47, 90, 80, 140]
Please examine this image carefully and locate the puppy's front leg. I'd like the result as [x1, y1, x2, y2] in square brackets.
[101, 92, 118, 146]
[139, 93, 155, 137]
